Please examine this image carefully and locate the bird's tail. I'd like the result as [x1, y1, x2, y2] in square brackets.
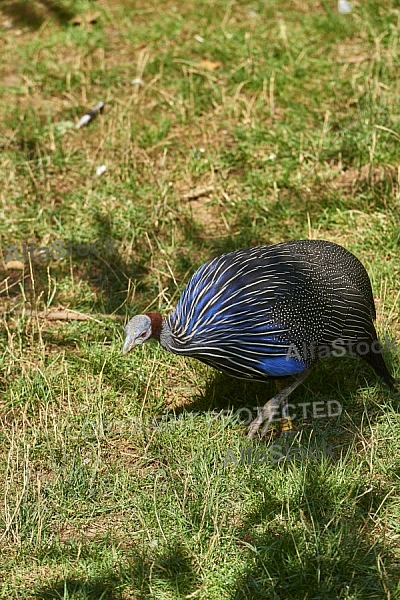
[358, 339, 398, 390]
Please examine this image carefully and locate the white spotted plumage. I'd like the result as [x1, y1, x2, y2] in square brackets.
[155, 240, 394, 385]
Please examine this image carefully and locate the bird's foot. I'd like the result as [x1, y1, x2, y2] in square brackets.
[247, 390, 288, 439]
[247, 368, 312, 439]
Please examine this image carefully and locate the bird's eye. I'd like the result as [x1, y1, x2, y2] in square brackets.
[140, 332, 147, 338]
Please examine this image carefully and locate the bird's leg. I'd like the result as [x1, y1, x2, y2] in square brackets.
[247, 369, 312, 439]
[280, 390, 292, 438]
[277, 379, 299, 438]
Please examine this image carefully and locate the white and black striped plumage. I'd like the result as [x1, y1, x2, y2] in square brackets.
[123, 240, 395, 389]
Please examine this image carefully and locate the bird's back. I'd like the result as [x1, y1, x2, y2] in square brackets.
[162, 240, 383, 381]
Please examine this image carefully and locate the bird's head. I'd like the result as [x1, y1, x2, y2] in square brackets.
[122, 313, 162, 355]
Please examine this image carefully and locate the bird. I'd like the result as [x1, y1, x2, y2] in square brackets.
[122, 239, 397, 438]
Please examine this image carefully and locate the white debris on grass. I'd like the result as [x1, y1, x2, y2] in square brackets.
[95, 165, 107, 177]
[131, 77, 145, 85]
[338, 0, 352, 14]
[76, 101, 104, 129]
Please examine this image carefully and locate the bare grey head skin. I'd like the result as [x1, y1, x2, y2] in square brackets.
[122, 312, 163, 355]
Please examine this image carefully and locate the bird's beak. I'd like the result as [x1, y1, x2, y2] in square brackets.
[122, 336, 134, 355]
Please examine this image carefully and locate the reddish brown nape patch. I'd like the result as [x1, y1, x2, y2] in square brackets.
[145, 312, 163, 340]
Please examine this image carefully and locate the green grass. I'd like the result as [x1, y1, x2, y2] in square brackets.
[0, 0, 399, 598]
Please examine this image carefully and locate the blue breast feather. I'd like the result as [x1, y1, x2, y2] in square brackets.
[168, 255, 308, 378]
[171, 257, 289, 336]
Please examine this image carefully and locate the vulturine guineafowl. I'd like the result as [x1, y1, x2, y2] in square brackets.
[123, 240, 396, 437]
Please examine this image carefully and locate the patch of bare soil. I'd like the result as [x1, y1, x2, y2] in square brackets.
[332, 164, 399, 192]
